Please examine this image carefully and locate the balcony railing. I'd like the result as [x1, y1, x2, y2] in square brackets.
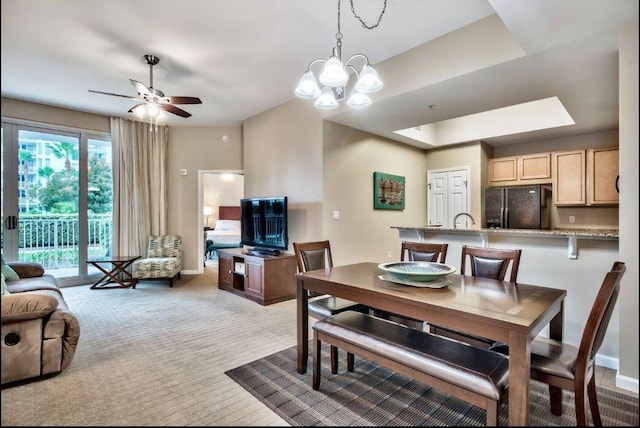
[14, 215, 112, 269]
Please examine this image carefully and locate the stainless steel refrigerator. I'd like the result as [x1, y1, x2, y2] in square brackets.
[484, 185, 551, 229]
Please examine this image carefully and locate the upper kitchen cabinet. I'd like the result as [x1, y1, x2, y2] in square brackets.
[587, 146, 619, 205]
[488, 153, 551, 186]
[552, 150, 586, 205]
[552, 147, 619, 206]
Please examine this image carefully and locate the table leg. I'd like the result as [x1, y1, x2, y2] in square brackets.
[548, 300, 565, 415]
[507, 331, 531, 426]
[90, 260, 137, 289]
[297, 277, 309, 374]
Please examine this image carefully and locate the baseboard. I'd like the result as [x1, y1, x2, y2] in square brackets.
[616, 373, 640, 394]
[595, 354, 618, 370]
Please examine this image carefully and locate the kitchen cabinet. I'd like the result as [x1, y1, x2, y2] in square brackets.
[217, 248, 297, 305]
[552, 149, 586, 206]
[587, 146, 619, 205]
[552, 147, 619, 206]
[488, 153, 551, 186]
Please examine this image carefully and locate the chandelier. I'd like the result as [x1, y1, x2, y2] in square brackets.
[295, 0, 386, 110]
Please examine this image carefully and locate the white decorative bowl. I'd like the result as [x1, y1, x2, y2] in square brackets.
[378, 261, 456, 282]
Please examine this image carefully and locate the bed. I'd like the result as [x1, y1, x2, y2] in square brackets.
[205, 206, 242, 259]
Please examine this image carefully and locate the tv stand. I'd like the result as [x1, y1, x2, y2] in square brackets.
[247, 247, 281, 256]
[217, 248, 297, 305]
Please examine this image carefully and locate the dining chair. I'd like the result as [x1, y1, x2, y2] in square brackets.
[491, 261, 626, 426]
[400, 241, 448, 263]
[430, 245, 522, 347]
[293, 240, 369, 373]
[374, 242, 449, 331]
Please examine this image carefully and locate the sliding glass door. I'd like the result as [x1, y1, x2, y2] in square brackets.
[1, 120, 112, 286]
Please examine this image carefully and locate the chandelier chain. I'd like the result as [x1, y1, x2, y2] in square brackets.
[349, 0, 387, 30]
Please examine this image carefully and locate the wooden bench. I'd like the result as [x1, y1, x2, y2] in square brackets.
[312, 311, 510, 426]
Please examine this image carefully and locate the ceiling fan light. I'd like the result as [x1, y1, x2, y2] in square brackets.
[132, 104, 146, 118]
[146, 103, 160, 117]
[319, 57, 349, 87]
[346, 89, 371, 109]
[295, 71, 321, 99]
[354, 65, 383, 93]
[314, 87, 339, 110]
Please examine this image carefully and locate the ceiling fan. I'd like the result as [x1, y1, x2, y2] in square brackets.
[89, 54, 202, 118]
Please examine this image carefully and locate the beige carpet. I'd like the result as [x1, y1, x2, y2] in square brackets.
[1, 268, 300, 426]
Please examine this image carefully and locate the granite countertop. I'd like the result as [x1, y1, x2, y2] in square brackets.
[392, 226, 619, 239]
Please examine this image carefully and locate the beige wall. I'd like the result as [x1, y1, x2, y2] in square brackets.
[1, 97, 109, 132]
[618, 20, 639, 387]
[167, 126, 243, 271]
[322, 122, 426, 265]
[243, 98, 326, 250]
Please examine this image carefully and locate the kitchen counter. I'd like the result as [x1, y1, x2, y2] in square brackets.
[392, 226, 618, 259]
[392, 226, 619, 239]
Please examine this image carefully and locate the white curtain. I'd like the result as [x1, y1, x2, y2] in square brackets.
[110, 117, 169, 257]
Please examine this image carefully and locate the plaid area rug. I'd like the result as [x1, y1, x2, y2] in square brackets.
[226, 343, 639, 426]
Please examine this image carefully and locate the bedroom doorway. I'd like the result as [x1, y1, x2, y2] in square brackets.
[198, 170, 244, 273]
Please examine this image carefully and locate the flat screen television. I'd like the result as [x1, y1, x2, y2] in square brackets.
[240, 196, 288, 255]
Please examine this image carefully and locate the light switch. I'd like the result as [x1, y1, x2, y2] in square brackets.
[179, 169, 188, 176]
[332, 210, 340, 220]
[569, 215, 575, 224]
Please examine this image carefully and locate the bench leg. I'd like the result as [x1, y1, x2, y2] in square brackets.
[485, 399, 499, 426]
[313, 331, 321, 390]
[347, 352, 354, 372]
[330, 345, 339, 374]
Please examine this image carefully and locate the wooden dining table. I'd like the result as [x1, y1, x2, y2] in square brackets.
[296, 262, 567, 426]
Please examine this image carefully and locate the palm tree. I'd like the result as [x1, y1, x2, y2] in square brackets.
[38, 166, 55, 185]
[49, 141, 78, 176]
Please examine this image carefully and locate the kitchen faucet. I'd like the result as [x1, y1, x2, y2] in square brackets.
[453, 212, 475, 229]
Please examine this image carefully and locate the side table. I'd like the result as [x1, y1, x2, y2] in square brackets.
[87, 255, 140, 289]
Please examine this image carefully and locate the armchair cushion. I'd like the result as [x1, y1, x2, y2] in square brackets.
[1, 292, 59, 322]
[2, 262, 20, 282]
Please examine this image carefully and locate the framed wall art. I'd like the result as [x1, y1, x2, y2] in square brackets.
[373, 171, 405, 210]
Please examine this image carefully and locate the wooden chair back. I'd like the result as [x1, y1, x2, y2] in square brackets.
[578, 261, 625, 374]
[400, 241, 448, 263]
[293, 240, 333, 273]
[460, 245, 522, 282]
[531, 261, 626, 425]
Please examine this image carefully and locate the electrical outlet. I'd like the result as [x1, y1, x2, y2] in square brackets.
[332, 210, 340, 220]
[569, 215, 575, 224]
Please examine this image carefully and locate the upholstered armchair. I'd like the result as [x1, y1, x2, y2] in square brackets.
[131, 235, 182, 288]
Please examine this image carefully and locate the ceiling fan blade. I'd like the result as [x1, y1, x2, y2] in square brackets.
[127, 103, 146, 113]
[130, 79, 152, 96]
[89, 89, 139, 101]
[160, 103, 192, 118]
[162, 96, 202, 105]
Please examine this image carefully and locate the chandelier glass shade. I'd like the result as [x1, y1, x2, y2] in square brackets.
[295, 0, 385, 110]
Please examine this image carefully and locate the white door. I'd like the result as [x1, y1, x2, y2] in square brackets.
[427, 168, 468, 228]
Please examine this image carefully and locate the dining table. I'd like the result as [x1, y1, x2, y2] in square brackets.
[296, 262, 567, 426]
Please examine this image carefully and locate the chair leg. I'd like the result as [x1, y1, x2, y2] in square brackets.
[549, 384, 563, 415]
[131, 279, 137, 289]
[312, 331, 321, 390]
[574, 380, 589, 426]
[330, 345, 338, 374]
[347, 352, 354, 372]
[169, 277, 174, 287]
[587, 376, 602, 426]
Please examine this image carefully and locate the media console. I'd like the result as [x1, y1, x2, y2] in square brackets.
[217, 247, 297, 306]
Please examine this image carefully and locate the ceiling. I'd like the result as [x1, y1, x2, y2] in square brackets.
[2, 0, 637, 149]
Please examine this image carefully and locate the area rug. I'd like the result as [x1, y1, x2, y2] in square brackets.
[226, 343, 639, 426]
